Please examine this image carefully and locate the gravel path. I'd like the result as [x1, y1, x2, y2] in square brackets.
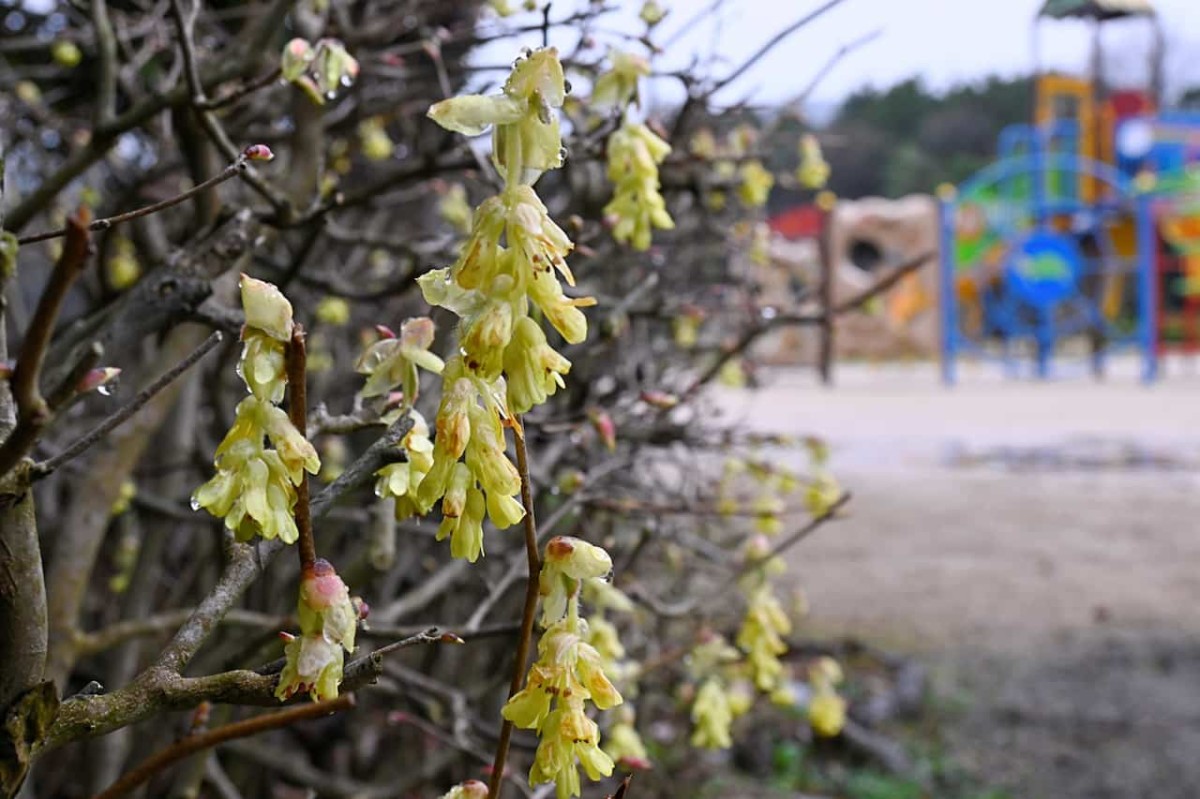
[714, 360, 1200, 798]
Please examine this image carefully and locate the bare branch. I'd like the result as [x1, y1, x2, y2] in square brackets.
[33, 331, 224, 477]
[93, 696, 355, 799]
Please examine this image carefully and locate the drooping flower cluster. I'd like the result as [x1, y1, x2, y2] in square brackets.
[374, 410, 435, 522]
[193, 276, 320, 543]
[806, 656, 848, 737]
[592, 51, 651, 110]
[503, 537, 623, 798]
[737, 536, 792, 692]
[276, 559, 359, 702]
[605, 121, 675, 251]
[686, 634, 753, 750]
[582, 573, 650, 769]
[796, 133, 831, 190]
[737, 160, 775, 208]
[415, 48, 595, 560]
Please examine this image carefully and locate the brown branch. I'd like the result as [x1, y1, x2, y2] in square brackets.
[15, 158, 250, 245]
[487, 421, 542, 799]
[33, 331, 224, 477]
[606, 775, 633, 799]
[287, 324, 316, 570]
[92, 695, 354, 799]
[0, 210, 92, 477]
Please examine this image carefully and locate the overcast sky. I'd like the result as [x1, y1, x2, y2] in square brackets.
[477, 0, 1200, 115]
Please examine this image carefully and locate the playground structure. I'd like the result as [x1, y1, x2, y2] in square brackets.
[941, 0, 1200, 383]
[759, 196, 939, 370]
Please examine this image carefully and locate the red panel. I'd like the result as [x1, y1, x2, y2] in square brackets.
[768, 205, 822, 240]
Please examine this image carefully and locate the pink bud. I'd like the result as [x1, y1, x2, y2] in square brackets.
[278, 631, 297, 642]
[619, 756, 653, 771]
[440, 632, 465, 644]
[243, 144, 275, 162]
[352, 596, 370, 620]
[639, 390, 678, 410]
[77, 367, 120, 394]
[588, 409, 617, 452]
[460, 781, 488, 798]
[374, 324, 397, 339]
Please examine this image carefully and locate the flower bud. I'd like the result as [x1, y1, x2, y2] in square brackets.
[544, 536, 612, 580]
[77, 367, 121, 395]
[281, 38, 314, 81]
[243, 144, 275, 162]
[240, 274, 294, 340]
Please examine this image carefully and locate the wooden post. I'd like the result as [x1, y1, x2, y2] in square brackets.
[816, 191, 837, 385]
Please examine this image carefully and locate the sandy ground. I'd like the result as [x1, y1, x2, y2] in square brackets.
[713, 358, 1200, 798]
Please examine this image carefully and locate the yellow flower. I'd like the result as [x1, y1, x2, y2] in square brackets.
[358, 117, 394, 161]
[592, 51, 651, 109]
[737, 584, 792, 691]
[315, 296, 350, 326]
[276, 633, 343, 702]
[605, 121, 674, 251]
[505, 316, 571, 414]
[51, 39, 82, 67]
[439, 183, 474, 235]
[240, 274, 294, 341]
[639, 0, 667, 25]
[796, 133, 831, 190]
[805, 470, 842, 517]
[428, 47, 566, 185]
[690, 678, 734, 749]
[106, 237, 140, 289]
[355, 317, 445, 401]
[808, 691, 847, 737]
[276, 559, 359, 701]
[603, 715, 649, 767]
[737, 160, 775, 208]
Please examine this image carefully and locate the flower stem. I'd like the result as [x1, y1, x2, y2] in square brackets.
[487, 421, 541, 799]
[287, 324, 316, 570]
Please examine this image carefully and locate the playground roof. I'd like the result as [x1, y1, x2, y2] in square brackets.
[1039, 0, 1155, 19]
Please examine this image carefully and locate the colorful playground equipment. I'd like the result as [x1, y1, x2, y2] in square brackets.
[940, 0, 1200, 383]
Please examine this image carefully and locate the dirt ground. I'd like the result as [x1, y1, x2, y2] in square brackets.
[714, 359, 1200, 798]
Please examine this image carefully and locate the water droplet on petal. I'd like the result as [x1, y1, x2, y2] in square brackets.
[190, 496, 202, 511]
[340, 75, 353, 87]
[97, 384, 112, 396]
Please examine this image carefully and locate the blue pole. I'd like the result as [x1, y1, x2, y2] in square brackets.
[939, 196, 958, 386]
[1137, 193, 1159, 383]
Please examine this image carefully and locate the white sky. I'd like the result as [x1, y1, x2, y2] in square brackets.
[476, 0, 1200, 116]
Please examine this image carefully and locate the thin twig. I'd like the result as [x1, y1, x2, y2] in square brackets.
[196, 67, 283, 110]
[287, 324, 317, 570]
[34, 331, 224, 477]
[92, 695, 354, 799]
[91, 0, 118, 126]
[0, 210, 91, 476]
[16, 159, 248, 245]
[487, 422, 542, 799]
[704, 0, 848, 98]
[791, 28, 882, 107]
[735, 492, 852, 583]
